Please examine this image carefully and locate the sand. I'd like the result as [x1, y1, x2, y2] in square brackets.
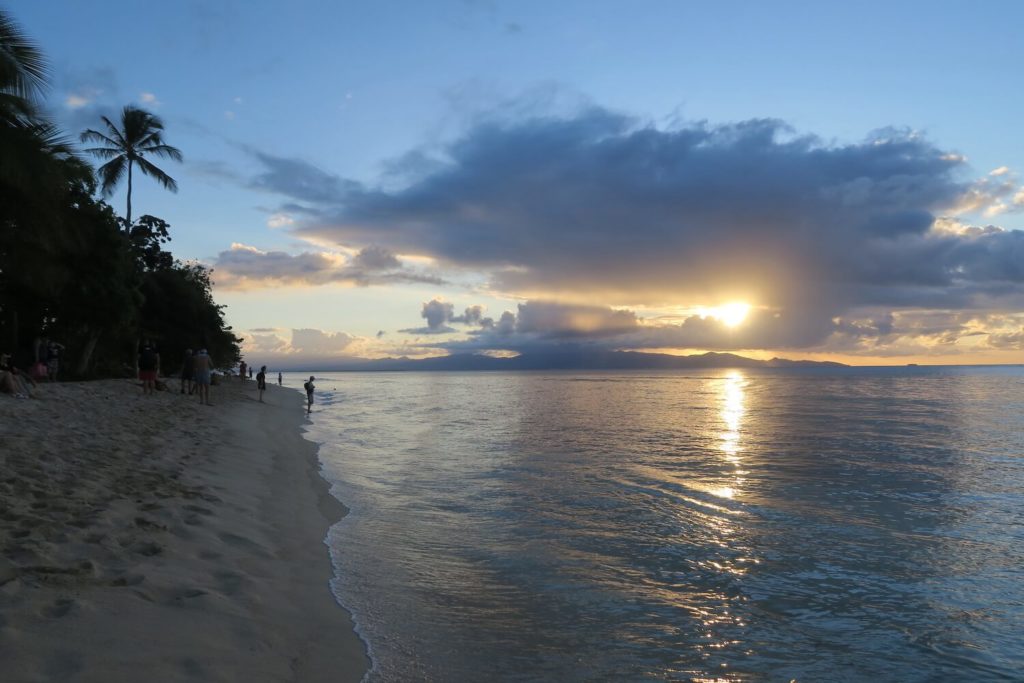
[0, 377, 368, 682]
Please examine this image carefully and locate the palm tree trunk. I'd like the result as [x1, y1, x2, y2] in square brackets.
[126, 159, 133, 226]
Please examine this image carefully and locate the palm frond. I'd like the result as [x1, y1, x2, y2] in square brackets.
[138, 130, 165, 148]
[81, 146, 123, 160]
[0, 10, 48, 99]
[96, 156, 127, 196]
[139, 142, 183, 162]
[80, 127, 122, 149]
[136, 156, 178, 192]
[99, 115, 128, 148]
[122, 105, 164, 145]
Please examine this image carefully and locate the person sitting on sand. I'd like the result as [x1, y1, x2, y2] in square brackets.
[256, 365, 267, 403]
[139, 342, 160, 396]
[304, 376, 315, 415]
[194, 349, 213, 405]
[0, 353, 35, 398]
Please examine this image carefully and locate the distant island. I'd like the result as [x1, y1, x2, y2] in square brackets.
[305, 350, 849, 372]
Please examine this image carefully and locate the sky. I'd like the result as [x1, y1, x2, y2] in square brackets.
[9, 0, 1024, 366]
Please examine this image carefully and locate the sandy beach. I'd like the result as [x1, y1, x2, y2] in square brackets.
[0, 378, 368, 682]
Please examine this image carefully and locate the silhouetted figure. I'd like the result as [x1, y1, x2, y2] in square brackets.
[180, 348, 195, 394]
[195, 349, 212, 405]
[256, 365, 267, 402]
[304, 376, 315, 415]
[139, 342, 160, 396]
[277, 372, 282, 386]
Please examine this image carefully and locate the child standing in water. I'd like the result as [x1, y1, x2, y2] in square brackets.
[303, 375, 315, 415]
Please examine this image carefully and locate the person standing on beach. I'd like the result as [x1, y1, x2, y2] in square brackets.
[256, 365, 267, 402]
[303, 376, 315, 415]
[138, 342, 160, 396]
[277, 371, 282, 386]
[180, 349, 195, 395]
[45, 340, 64, 382]
[194, 349, 212, 405]
[248, 366, 253, 380]
[239, 360, 247, 381]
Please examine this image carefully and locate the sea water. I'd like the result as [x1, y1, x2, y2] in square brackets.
[289, 368, 1024, 681]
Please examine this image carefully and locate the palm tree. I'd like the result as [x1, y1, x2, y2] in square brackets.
[80, 105, 182, 225]
[0, 9, 47, 121]
[0, 9, 64, 192]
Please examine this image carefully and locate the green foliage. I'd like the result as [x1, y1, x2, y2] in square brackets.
[0, 8, 239, 376]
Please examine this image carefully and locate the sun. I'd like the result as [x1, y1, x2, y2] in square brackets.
[704, 302, 751, 328]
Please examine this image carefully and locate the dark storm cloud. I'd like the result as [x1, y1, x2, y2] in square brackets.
[287, 111, 1021, 317]
[241, 105, 1023, 352]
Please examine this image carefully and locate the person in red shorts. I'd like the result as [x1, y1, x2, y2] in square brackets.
[139, 342, 160, 396]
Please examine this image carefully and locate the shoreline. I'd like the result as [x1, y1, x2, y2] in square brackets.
[0, 378, 368, 682]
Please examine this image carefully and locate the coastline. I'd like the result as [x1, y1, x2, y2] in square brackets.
[0, 378, 368, 682]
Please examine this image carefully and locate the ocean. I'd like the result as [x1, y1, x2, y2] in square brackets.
[288, 368, 1024, 682]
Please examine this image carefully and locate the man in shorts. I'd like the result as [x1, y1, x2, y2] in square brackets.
[194, 349, 213, 406]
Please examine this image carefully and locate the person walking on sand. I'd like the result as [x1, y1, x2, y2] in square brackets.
[277, 371, 282, 386]
[139, 342, 160, 396]
[194, 349, 213, 405]
[304, 375, 315, 415]
[256, 365, 267, 402]
[180, 348, 195, 394]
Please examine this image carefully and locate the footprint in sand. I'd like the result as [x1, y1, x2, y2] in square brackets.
[132, 541, 163, 557]
[133, 517, 167, 531]
[43, 597, 76, 618]
[110, 573, 146, 587]
[213, 570, 245, 595]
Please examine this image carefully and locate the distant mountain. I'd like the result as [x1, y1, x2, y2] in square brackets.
[310, 350, 848, 372]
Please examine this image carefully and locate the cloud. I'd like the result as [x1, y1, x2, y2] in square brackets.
[238, 326, 432, 368]
[403, 298, 1023, 360]
[398, 299, 496, 335]
[266, 213, 295, 229]
[290, 328, 356, 354]
[352, 244, 401, 270]
[227, 105, 1024, 357]
[399, 298, 457, 334]
[139, 92, 161, 107]
[262, 108, 1024, 350]
[212, 243, 444, 290]
[65, 94, 91, 109]
[245, 147, 359, 204]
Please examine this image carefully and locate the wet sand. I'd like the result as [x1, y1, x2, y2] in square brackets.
[0, 378, 368, 682]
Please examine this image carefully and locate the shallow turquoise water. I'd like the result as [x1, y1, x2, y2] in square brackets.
[294, 368, 1024, 682]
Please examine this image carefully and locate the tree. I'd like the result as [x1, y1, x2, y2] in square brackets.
[80, 105, 182, 225]
[0, 9, 46, 124]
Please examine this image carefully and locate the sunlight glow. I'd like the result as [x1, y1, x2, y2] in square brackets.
[701, 302, 751, 328]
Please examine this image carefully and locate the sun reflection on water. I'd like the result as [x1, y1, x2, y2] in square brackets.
[718, 371, 747, 496]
